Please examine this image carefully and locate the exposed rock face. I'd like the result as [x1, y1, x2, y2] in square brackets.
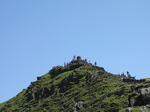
[26, 93, 34, 102]
[26, 86, 55, 102]
[140, 87, 150, 96]
[123, 78, 140, 84]
[1, 65, 147, 112]
[129, 97, 136, 107]
[123, 107, 132, 112]
[129, 83, 150, 107]
[37, 76, 42, 80]
[91, 72, 98, 81]
[26, 86, 37, 102]
[121, 106, 149, 112]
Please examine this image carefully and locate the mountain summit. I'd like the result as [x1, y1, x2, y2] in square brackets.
[0, 56, 150, 112]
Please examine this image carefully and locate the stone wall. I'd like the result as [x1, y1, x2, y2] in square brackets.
[122, 79, 140, 84]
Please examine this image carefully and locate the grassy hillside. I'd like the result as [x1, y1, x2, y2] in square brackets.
[0, 65, 131, 112]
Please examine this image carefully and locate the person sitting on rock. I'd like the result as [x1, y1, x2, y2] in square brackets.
[121, 72, 126, 78]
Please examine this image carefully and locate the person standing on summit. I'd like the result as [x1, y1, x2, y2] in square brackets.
[127, 71, 131, 78]
[94, 62, 97, 66]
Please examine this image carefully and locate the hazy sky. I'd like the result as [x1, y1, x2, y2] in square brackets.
[0, 0, 150, 103]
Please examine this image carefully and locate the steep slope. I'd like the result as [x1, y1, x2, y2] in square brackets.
[0, 65, 131, 112]
[120, 78, 150, 112]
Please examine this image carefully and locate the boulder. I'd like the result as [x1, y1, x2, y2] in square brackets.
[91, 72, 98, 81]
[71, 101, 83, 112]
[129, 97, 135, 107]
[140, 87, 150, 96]
[122, 107, 132, 112]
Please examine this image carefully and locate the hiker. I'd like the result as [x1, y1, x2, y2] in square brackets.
[121, 72, 126, 78]
[121, 72, 124, 76]
[127, 71, 131, 78]
[94, 62, 97, 66]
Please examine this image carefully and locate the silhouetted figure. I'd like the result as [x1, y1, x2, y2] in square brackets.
[94, 62, 97, 66]
[121, 72, 126, 78]
[127, 71, 131, 78]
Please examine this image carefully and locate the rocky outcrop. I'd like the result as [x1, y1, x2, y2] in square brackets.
[121, 106, 149, 112]
[129, 83, 150, 107]
[26, 85, 55, 102]
[123, 78, 140, 84]
[122, 107, 132, 112]
[0, 65, 134, 112]
[71, 101, 83, 112]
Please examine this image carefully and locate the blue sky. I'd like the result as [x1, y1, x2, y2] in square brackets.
[0, 0, 150, 103]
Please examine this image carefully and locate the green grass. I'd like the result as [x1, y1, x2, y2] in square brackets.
[0, 65, 131, 112]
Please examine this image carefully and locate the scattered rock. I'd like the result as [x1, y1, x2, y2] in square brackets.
[122, 107, 132, 112]
[91, 72, 98, 80]
[129, 97, 136, 107]
[140, 87, 150, 96]
[71, 101, 83, 112]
